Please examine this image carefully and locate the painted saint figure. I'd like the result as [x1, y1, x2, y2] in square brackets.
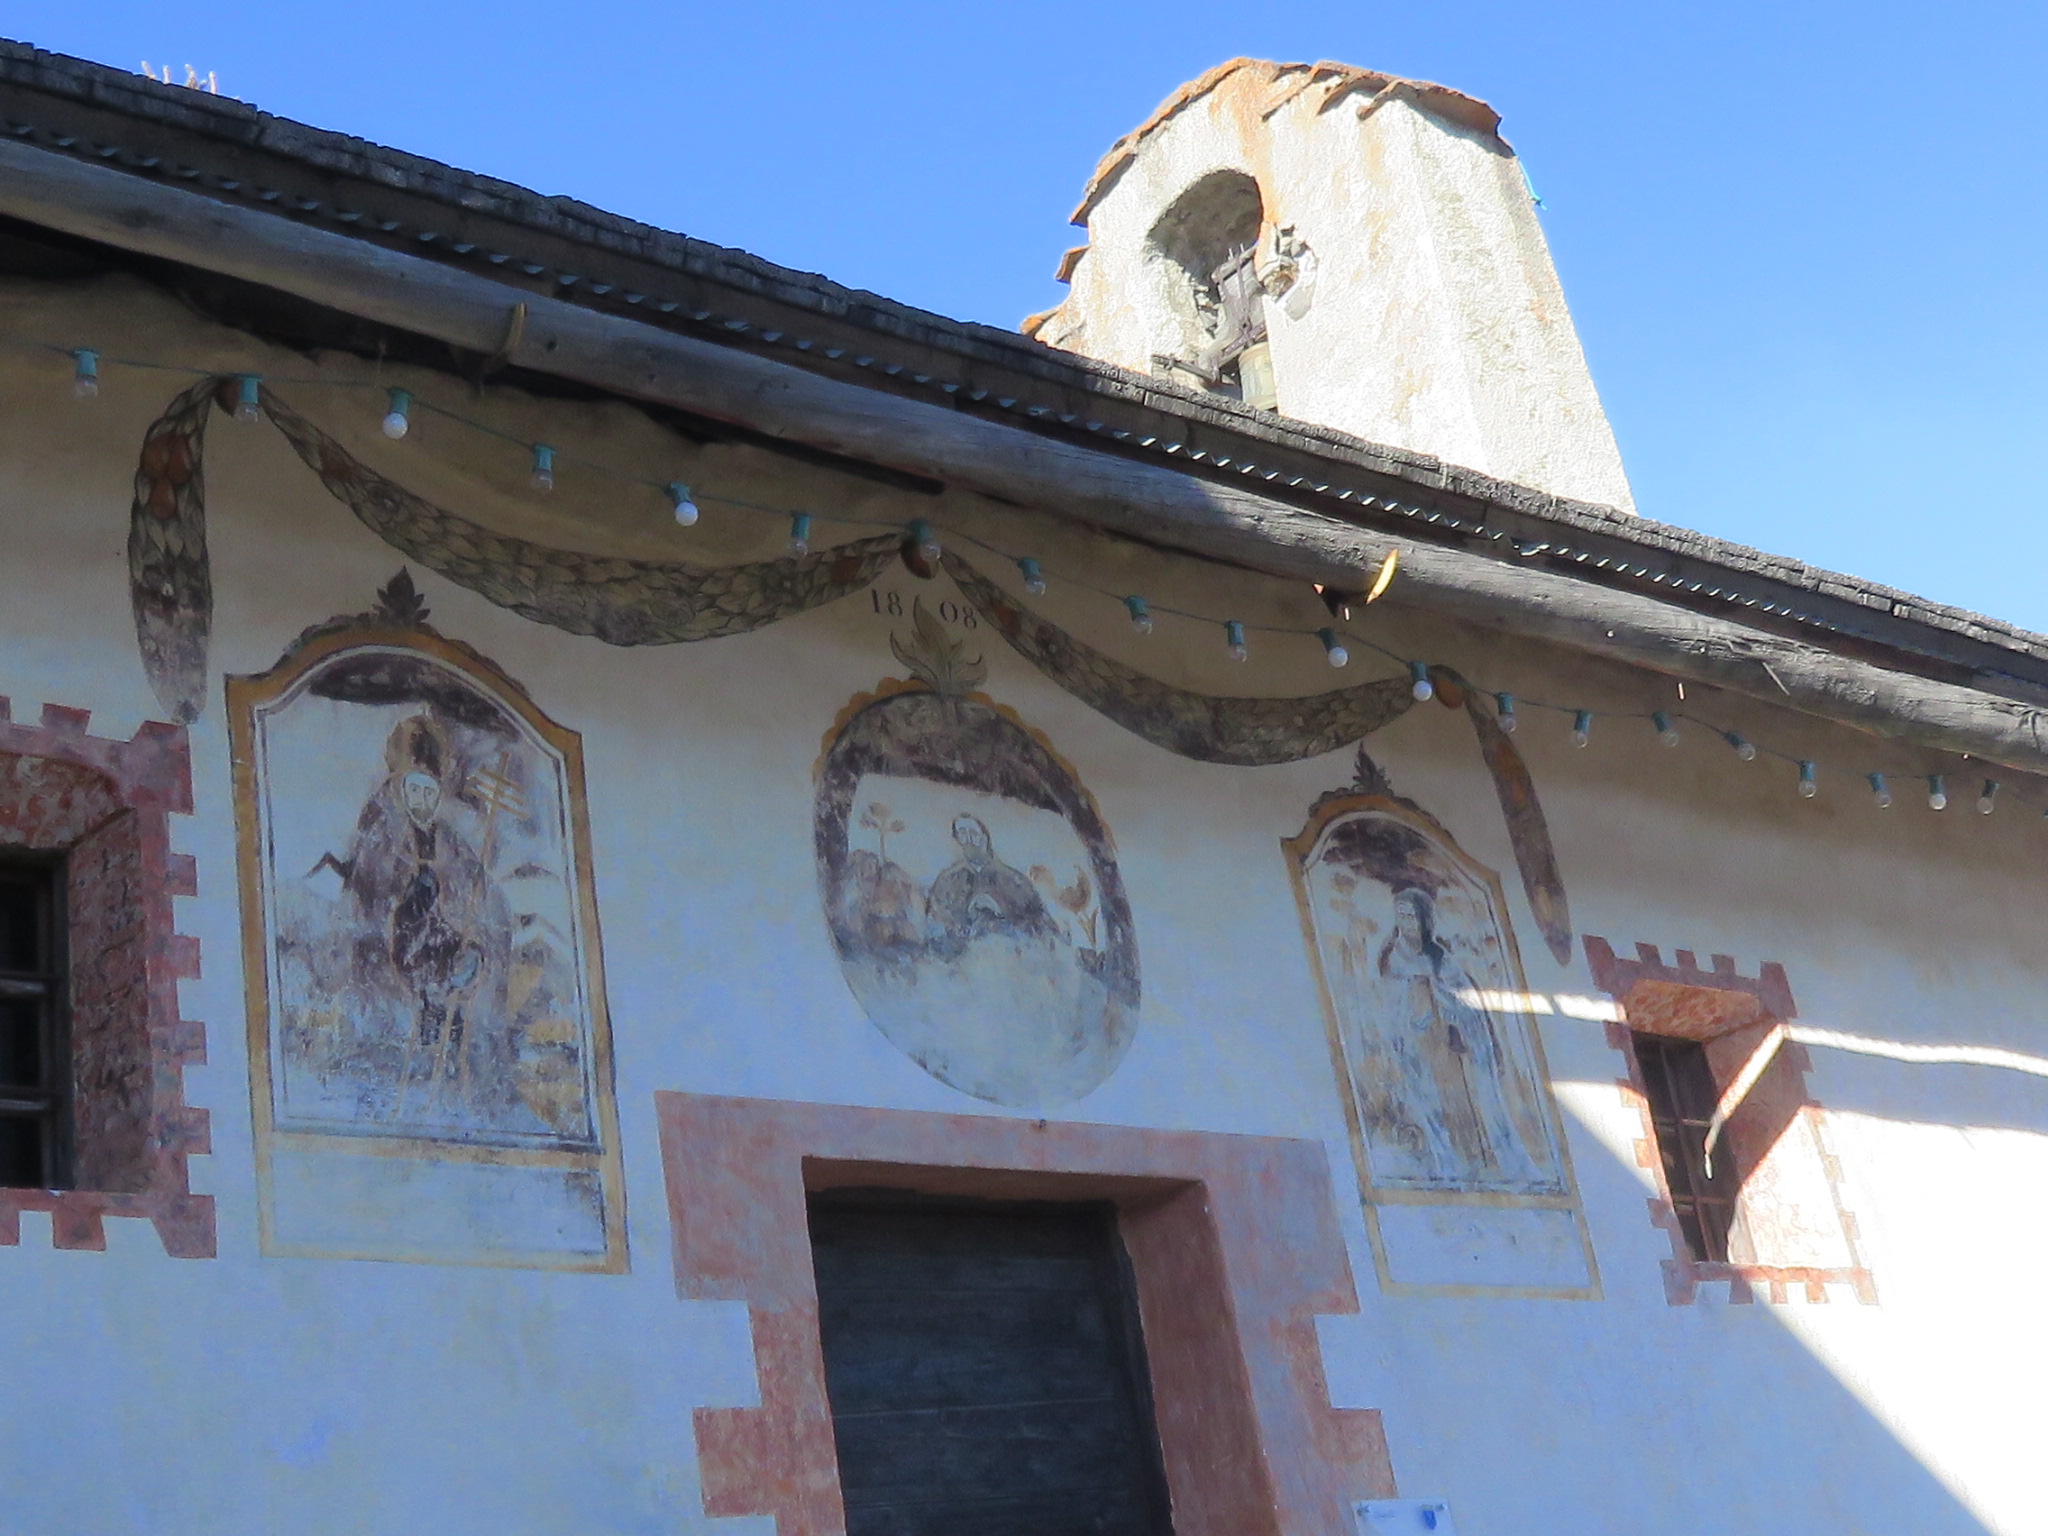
[236, 627, 625, 1268]
[1375, 887, 1546, 1187]
[815, 671, 1140, 1109]
[924, 814, 1059, 959]
[332, 714, 512, 1111]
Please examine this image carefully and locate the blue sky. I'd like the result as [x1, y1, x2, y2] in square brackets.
[12, 3, 2048, 628]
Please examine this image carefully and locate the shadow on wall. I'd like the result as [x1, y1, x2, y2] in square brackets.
[1507, 1058, 2019, 1527]
[1366, 1246, 1997, 1534]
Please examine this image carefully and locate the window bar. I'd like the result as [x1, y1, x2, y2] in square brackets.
[0, 861, 68, 1190]
[1633, 1033, 1739, 1264]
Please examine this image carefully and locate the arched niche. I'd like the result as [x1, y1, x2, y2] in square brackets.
[1143, 169, 1274, 407]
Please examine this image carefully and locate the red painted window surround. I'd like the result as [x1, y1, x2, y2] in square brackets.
[1585, 937, 1873, 1306]
[0, 700, 211, 1258]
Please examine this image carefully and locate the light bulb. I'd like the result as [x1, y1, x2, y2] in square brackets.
[668, 482, 699, 527]
[71, 349, 99, 399]
[789, 512, 813, 556]
[1125, 596, 1153, 635]
[1018, 557, 1047, 596]
[1927, 774, 1948, 812]
[1224, 620, 1248, 663]
[909, 519, 941, 563]
[233, 374, 262, 424]
[1494, 693, 1516, 734]
[1409, 662, 1434, 702]
[1571, 710, 1593, 748]
[1797, 760, 1818, 798]
[1868, 773, 1893, 809]
[380, 387, 411, 440]
[530, 443, 555, 491]
[1725, 731, 1757, 762]
[1652, 711, 1679, 747]
[1318, 628, 1349, 668]
[1978, 779, 2000, 815]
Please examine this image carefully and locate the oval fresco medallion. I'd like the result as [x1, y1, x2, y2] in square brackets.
[814, 605, 1139, 1107]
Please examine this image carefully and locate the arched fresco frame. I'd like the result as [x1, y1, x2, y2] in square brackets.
[229, 621, 626, 1271]
[1284, 793, 1598, 1299]
[812, 666, 1140, 1111]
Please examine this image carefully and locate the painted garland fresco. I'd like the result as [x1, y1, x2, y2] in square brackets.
[229, 582, 625, 1269]
[815, 604, 1139, 1107]
[134, 378, 1594, 1278]
[127, 378, 1571, 968]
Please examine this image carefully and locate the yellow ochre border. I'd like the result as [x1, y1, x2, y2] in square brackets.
[1282, 793, 1600, 1301]
[228, 623, 628, 1273]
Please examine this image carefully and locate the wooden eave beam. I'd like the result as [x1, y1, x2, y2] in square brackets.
[2, 135, 2045, 776]
[1, 75, 2044, 698]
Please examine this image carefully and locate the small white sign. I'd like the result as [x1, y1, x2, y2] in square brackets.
[1355, 1498, 1457, 1535]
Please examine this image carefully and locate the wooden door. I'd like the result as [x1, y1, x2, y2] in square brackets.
[808, 1192, 1174, 1536]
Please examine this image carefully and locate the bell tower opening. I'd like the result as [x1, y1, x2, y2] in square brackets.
[1146, 170, 1275, 410]
[1028, 60, 1638, 510]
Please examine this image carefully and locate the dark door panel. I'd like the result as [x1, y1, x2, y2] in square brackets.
[809, 1193, 1174, 1536]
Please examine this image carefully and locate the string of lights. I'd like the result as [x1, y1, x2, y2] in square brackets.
[18, 334, 2035, 821]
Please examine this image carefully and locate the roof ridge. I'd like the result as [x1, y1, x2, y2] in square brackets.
[1066, 56, 1506, 226]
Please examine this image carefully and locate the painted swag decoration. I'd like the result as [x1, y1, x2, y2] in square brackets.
[127, 374, 1573, 961]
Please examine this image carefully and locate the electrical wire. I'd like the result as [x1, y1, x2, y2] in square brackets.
[18, 334, 2036, 820]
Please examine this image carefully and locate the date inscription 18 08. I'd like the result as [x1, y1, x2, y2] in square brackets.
[870, 589, 978, 628]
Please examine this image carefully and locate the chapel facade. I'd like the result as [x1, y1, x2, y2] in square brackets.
[0, 43, 2037, 1536]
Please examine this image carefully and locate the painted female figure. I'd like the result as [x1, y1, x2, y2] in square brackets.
[1376, 887, 1545, 1188]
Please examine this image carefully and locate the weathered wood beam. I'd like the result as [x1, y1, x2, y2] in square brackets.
[3, 137, 2044, 774]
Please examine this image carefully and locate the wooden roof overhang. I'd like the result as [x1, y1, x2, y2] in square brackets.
[0, 40, 2044, 775]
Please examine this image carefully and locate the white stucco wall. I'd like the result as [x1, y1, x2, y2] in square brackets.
[0, 280, 2039, 1535]
[1037, 63, 1638, 514]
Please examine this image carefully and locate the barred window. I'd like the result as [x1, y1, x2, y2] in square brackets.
[0, 858, 68, 1189]
[1632, 1032, 1739, 1264]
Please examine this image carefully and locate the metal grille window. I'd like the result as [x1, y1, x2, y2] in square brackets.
[1633, 1032, 1738, 1264]
[0, 859, 68, 1190]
